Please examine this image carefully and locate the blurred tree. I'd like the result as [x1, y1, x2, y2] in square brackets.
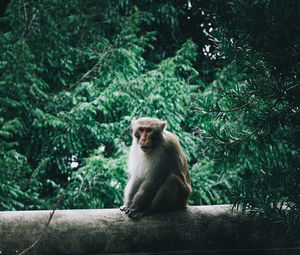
[196, 0, 300, 232]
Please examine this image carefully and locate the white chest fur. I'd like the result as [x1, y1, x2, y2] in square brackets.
[128, 143, 165, 180]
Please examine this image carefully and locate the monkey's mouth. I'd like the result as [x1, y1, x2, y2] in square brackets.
[141, 146, 150, 153]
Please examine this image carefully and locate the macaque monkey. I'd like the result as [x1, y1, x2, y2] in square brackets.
[120, 117, 192, 219]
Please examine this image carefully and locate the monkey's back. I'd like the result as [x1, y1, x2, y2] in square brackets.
[162, 131, 189, 176]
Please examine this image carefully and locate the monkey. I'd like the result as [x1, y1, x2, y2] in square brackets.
[120, 117, 192, 219]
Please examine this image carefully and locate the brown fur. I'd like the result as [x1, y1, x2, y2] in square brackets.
[120, 117, 192, 219]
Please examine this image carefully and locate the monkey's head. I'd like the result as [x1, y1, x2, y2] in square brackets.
[131, 117, 167, 153]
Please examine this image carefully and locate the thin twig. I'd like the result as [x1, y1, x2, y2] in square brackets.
[68, 47, 113, 90]
[18, 194, 64, 255]
[209, 101, 252, 113]
[226, 105, 289, 149]
[226, 126, 262, 149]
[21, 9, 39, 39]
[22, 0, 28, 22]
[286, 84, 299, 91]
[120, 124, 131, 139]
[194, 100, 253, 118]
[27, 10, 38, 31]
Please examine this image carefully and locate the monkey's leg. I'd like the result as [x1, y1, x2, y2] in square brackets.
[126, 180, 158, 219]
[120, 177, 141, 212]
[150, 173, 190, 212]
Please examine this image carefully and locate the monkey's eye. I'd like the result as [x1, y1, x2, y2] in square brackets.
[146, 128, 152, 132]
[138, 127, 144, 132]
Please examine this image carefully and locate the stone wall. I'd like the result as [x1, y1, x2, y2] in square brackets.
[0, 205, 299, 254]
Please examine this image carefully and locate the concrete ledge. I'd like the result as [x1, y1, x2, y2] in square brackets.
[0, 205, 299, 255]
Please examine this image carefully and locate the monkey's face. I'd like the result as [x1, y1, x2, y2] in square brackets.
[132, 117, 166, 153]
[136, 126, 154, 153]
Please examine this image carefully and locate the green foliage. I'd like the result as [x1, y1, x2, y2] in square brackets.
[66, 147, 128, 209]
[189, 158, 239, 205]
[196, 0, 300, 232]
[1, 0, 227, 211]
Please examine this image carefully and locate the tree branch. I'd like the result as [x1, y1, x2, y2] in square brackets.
[21, 9, 39, 39]
[226, 126, 262, 149]
[22, 0, 27, 22]
[68, 47, 113, 90]
[209, 101, 252, 113]
[18, 194, 64, 255]
[226, 105, 289, 150]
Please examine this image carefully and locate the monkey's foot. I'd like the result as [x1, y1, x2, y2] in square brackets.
[126, 209, 145, 220]
[120, 205, 129, 211]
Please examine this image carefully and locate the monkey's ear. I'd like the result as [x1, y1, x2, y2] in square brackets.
[131, 120, 136, 128]
[161, 121, 167, 130]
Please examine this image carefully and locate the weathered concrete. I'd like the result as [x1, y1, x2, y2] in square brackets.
[0, 205, 299, 255]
